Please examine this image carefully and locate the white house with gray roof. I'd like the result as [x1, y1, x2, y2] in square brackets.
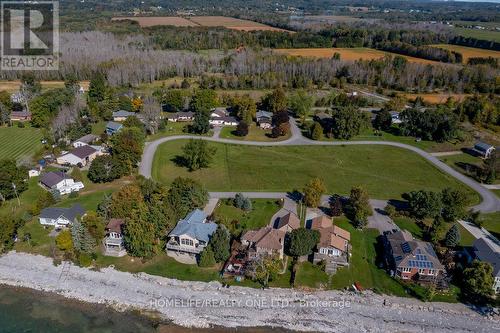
[166, 209, 217, 259]
[39, 204, 86, 228]
[112, 110, 137, 122]
[473, 237, 500, 294]
[39, 171, 84, 195]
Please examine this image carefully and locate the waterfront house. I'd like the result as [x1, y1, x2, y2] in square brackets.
[241, 227, 285, 260]
[103, 218, 127, 257]
[166, 209, 217, 258]
[471, 237, 500, 294]
[39, 171, 84, 195]
[275, 212, 300, 233]
[39, 204, 86, 228]
[384, 230, 446, 287]
[106, 121, 123, 135]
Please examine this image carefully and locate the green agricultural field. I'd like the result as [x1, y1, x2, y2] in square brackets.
[152, 140, 479, 201]
[454, 27, 500, 43]
[0, 126, 43, 161]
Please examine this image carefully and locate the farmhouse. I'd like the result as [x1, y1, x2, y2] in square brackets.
[275, 212, 300, 233]
[106, 121, 123, 135]
[103, 218, 127, 257]
[241, 227, 285, 260]
[112, 110, 137, 122]
[10, 111, 32, 122]
[73, 134, 99, 148]
[384, 230, 446, 287]
[166, 209, 218, 258]
[39, 171, 84, 195]
[471, 237, 500, 294]
[166, 111, 195, 122]
[57, 145, 98, 167]
[39, 204, 86, 228]
[473, 141, 495, 158]
[256, 110, 273, 129]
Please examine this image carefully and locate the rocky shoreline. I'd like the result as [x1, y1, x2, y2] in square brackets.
[0, 252, 497, 333]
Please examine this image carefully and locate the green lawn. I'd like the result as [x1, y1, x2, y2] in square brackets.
[295, 261, 330, 289]
[0, 126, 43, 161]
[482, 212, 500, 239]
[213, 199, 281, 236]
[147, 121, 190, 141]
[152, 140, 479, 201]
[14, 219, 54, 256]
[394, 217, 424, 239]
[454, 27, 500, 43]
[219, 124, 291, 142]
[0, 177, 44, 218]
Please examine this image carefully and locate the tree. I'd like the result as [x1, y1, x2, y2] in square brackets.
[445, 224, 461, 248]
[373, 109, 392, 131]
[190, 111, 210, 134]
[181, 139, 216, 171]
[263, 88, 287, 114]
[55, 229, 73, 252]
[249, 255, 282, 287]
[310, 121, 323, 140]
[209, 225, 231, 263]
[289, 90, 313, 121]
[403, 190, 442, 220]
[441, 188, 467, 222]
[141, 96, 161, 134]
[303, 178, 326, 208]
[385, 95, 407, 112]
[0, 159, 28, 200]
[88, 155, 122, 183]
[0, 217, 22, 253]
[123, 205, 156, 258]
[234, 193, 252, 211]
[232, 95, 256, 123]
[462, 260, 494, 303]
[32, 191, 56, 215]
[160, 89, 185, 111]
[88, 72, 107, 104]
[288, 228, 320, 257]
[331, 106, 368, 140]
[482, 150, 498, 184]
[110, 127, 145, 174]
[81, 211, 106, 242]
[199, 247, 216, 267]
[191, 89, 218, 113]
[71, 218, 96, 254]
[345, 186, 372, 228]
[271, 122, 290, 138]
[167, 177, 209, 220]
[110, 184, 145, 219]
[235, 121, 249, 137]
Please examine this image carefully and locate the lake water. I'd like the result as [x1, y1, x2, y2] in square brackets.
[0, 286, 287, 333]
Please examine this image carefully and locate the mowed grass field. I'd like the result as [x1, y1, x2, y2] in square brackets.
[453, 27, 500, 43]
[274, 48, 440, 64]
[152, 140, 478, 200]
[112, 16, 290, 32]
[0, 80, 89, 93]
[0, 126, 42, 161]
[431, 44, 500, 62]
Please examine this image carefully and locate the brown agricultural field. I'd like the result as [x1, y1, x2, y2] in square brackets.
[274, 48, 440, 64]
[431, 44, 500, 62]
[404, 93, 471, 104]
[111, 16, 198, 27]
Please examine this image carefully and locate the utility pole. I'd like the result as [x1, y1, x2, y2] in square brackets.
[12, 183, 20, 207]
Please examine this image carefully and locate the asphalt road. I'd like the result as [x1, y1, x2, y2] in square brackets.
[139, 119, 500, 213]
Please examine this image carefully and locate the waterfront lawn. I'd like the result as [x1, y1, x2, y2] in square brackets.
[0, 178, 44, 219]
[213, 199, 281, 236]
[0, 125, 43, 161]
[152, 140, 479, 201]
[295, 261, 329, 289]
[14, 220, 54, 256]
[219, 124, 291, 142]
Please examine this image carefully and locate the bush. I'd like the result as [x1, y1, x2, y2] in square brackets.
[199, 247, 216, 267]
[78, 253, 92, 267]
[384, 204, 397, 218]
[235, 121, 249, 137]
[234, 193, 252, 211]
[68, 191, 79, 199]
[17, 121, 25, 128]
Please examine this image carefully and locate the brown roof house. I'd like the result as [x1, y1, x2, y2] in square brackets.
[103, 218, 127, 257]
[241, 227, 286, 260]
[276, 212, 300, 233]
[384, 230, 446, 287]
[309, 215, 351, 274]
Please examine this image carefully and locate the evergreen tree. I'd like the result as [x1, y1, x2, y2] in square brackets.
[345, 186, 372, 228]
[310, 121, 323, 140]
[199, 247, 216, 267]
[123, 205, 156, 258]
[445, 224, 461, 248]
[71, 219, 96, 254]
[190, 111, 210, 134]
[210, 225, 231, 263]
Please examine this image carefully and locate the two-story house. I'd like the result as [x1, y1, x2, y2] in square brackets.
[39, 204, 86, 229]
[57, 145, 99, 167]
[472, 237, 500, 294]
[384, 230, 446, 287]
[103, 218, 127, 257]
[241, 227, 286, 260]
[166, 209, 217, 258]
[39, 171, 84, 195]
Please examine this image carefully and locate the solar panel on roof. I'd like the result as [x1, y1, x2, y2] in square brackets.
[401, 242, 411, 253]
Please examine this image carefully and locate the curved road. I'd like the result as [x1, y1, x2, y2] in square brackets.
[140, 119, 500, 213]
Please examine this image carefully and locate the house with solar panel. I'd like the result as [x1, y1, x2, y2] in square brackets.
[384, 230, 446, 287]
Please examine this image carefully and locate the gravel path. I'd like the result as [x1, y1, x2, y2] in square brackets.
[0, 252, 498, 333]
[139, 119, 500, 213]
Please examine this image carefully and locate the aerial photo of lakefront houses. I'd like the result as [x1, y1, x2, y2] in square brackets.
[0, 0, 500, 332]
